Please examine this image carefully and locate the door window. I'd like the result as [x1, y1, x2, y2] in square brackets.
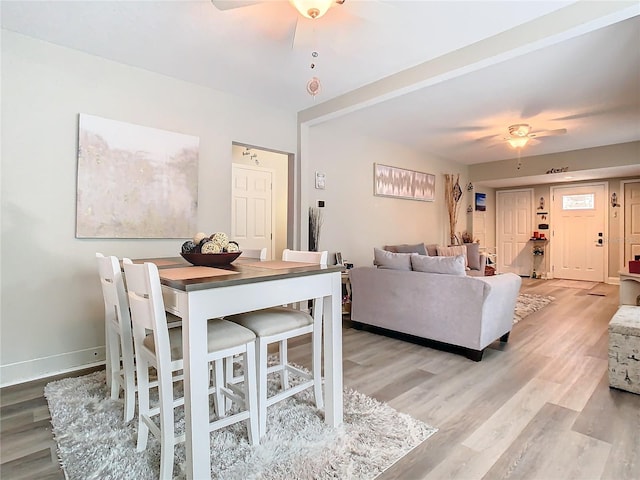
[562, 193, 594, 210]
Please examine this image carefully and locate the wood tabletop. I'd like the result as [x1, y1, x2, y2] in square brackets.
[133, 256, 342, 292]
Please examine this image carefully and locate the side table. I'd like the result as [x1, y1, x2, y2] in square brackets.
[619, 268, 640, 306]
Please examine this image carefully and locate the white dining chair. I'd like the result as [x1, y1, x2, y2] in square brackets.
[226, 249, 328, 437]
[240, 247, 268, 260]
[96, 253, 137, 422]
[122, 258, 259, 478]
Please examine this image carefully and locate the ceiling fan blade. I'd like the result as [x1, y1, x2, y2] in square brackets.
[432, 125, 490, 133]
[529, 128, 567, 138]
[211, 0, 262, 11]
[475, 133, 502, 143]
[553, 104, 637, 121]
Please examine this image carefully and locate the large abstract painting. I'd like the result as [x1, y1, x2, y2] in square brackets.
[374, 163, 435, 202]
[76, 114, 199, 238]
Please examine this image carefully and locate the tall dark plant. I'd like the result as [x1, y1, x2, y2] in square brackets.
[308, 207, 323, 252]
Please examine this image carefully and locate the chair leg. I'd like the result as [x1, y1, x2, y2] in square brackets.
[224, 356, 235, 413]
[136, 359, 150, 452]
[120, 330, 136, 422]
[105, 323, 113, 393]
[157, 363, 175, 480]
[312, 299, 324, 409]
[279, 340, 289, 389]
[106, 326, 121, 400]
[257, 339, 269, 438]
[243, 344, 259, 445]
[213, 359, 225, 418]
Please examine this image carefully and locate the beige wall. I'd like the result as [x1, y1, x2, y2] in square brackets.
[0, 31, 296, 386]
[231, 145, 289, 259]
[304, 121, 470, 268]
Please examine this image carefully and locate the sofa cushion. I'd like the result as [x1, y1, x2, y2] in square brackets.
[374, 248, 414, 270]
[436, 245, 468, 267]
[411, 254, 466, 275]
[394, 243, 428, 255]
[464, 242, 481, 271]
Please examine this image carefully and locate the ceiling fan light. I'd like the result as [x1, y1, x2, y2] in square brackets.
[507, 137, 529, 148]
[508, 123, 530, 137]
[289, 0, 333, 19]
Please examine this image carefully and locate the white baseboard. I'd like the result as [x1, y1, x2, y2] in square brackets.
[607, 276, 621, 285]
[0, 346, 106, 388]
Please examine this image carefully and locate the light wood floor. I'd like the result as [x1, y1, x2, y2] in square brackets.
[2, 279, 638, 479]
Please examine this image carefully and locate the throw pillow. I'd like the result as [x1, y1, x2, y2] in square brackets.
[436, 245, 468, 267]
[394, 243, 428, 255]
[464, 242, 481, 271]
[425, 244, 439, 256]
[373, 248, 414, 270]
[411, 254, 466, 275]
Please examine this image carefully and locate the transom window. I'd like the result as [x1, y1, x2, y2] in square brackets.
[562, 193, 595, 210]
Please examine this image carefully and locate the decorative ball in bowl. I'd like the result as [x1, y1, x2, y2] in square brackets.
[180, 251, 242, 266]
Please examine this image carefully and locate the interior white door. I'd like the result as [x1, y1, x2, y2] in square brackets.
[231, 164, 274, 258]
[497, 189, 533, 276]
[472, 211, 487, 248]
[551, 184, 605, 282]
[624, 181, 640, 267]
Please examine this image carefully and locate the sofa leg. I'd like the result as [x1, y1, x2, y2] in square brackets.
[466, 349, 484, 362]
[500, 332, 511, 343]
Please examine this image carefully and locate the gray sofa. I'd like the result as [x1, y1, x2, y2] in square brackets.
[349, 266, 522, 360]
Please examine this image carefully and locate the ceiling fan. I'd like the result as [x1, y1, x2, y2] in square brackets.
[210, 0, 387, 49]
[497, 123, 567, 149]
[212, 0, 344, 19]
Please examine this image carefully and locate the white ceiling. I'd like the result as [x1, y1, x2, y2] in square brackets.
[2, 0, 639, 178]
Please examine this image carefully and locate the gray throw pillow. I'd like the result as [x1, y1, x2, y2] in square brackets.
[395, 243, 428, 255]
[374, 248, 414, 270]
[411, 254, 466, 276]
[465, 242, 481, 271]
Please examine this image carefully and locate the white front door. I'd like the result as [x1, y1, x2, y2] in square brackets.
[624, 180, 640, 267]
[551, 183, 606, 282]
[231, 164, 274, 258]
[497, 189, 533, 276]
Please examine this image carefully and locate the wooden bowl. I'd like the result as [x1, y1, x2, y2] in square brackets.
[180, 251, 242, 266]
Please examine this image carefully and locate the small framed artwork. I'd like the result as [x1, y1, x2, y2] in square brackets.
[475, 192, 486, 211]
[335, 252, 343, 265]
[373, 163, 435, 202]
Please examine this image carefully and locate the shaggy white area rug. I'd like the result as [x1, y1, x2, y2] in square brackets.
[513, 293, 555, 325]
[45, 369, 436, 480]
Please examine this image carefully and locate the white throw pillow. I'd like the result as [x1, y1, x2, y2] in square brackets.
[411, 254, 466, 276]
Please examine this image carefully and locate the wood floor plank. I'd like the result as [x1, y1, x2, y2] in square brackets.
[548, 355, 608, 412]
[573, 374, 640, 480]
[483, 403, 610, 480]
[0, 447, 63, 480]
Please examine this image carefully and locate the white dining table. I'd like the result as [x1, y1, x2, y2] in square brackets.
[141, 257, 344, 480]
